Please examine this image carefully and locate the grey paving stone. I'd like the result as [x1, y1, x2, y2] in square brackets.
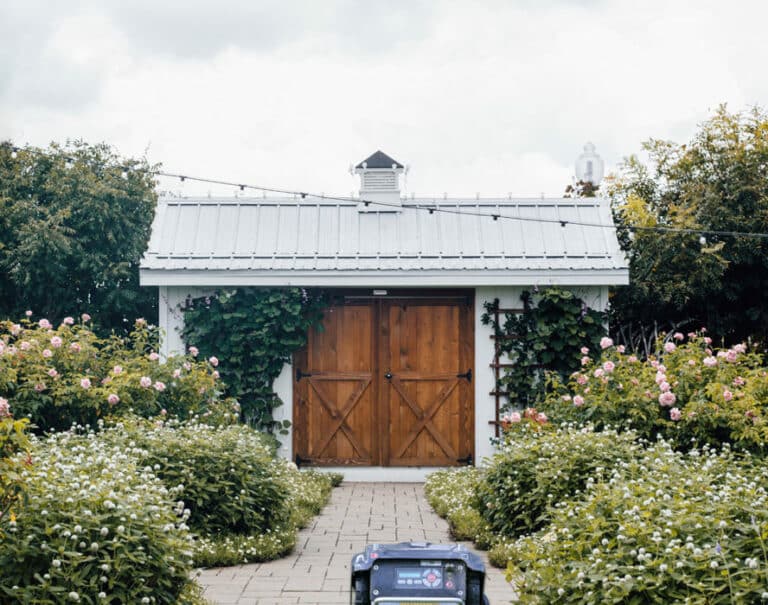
[198, 482, 518, 604]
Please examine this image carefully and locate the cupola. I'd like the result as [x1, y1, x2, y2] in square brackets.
[355, 150, 405, 211]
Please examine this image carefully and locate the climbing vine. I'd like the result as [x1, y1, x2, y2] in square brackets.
[482, 288, 605, 409]
[182, 288, 327, 432]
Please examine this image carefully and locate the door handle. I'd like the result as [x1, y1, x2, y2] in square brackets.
[385, 371, 393, 380]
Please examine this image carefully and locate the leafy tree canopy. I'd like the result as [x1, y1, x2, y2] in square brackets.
[608, 105, 768, 346]
[0, 141, 158, 334]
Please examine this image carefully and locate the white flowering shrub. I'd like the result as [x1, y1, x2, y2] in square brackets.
[425, 466, 493, 545]
[101, 418, 341, 567]
[102, 418, 289, 536]
[542, 333, 768, 452]
[474, 423, 641, 539]
[508, 441, 768, 603]
[0, 316, 233, 432]
[0, 428, 201, 604]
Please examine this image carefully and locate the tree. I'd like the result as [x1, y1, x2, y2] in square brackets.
[608, 105, 768, 346]
[0, 141, 158, 333]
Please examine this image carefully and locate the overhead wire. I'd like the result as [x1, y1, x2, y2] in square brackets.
[6, 144, 768, 241]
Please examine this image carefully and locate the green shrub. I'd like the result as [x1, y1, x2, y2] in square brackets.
[0, 316, 233, 431]
[541, 333, 768, 452]
[104, 418, 288, 536]
[0, 428, 199, 604]
[0, 399, 30, 522]
[474, 423, 641, 538]
[508, 441, 768, 604]
[425, 467, 494, 546]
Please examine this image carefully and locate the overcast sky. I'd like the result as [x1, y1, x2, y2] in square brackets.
[2, 0, 767, 198]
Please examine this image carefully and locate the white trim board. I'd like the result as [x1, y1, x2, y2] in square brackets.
[141, 268, 629, 287]
[305, 466, 462, 483]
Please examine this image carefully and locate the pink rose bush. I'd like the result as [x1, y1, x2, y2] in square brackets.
[541, 332, 768, 452]
[0, 314, 233, 431]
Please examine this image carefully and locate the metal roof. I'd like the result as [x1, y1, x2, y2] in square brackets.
[355, 150, 404, 169]
[140, 196, 628, 287]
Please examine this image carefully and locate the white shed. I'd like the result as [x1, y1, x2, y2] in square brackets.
[140, 151, 628, 481]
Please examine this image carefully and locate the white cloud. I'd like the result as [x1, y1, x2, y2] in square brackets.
[1, 0, 767, 197]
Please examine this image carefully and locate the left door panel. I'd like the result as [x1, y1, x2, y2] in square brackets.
[293, 304, 377, 465]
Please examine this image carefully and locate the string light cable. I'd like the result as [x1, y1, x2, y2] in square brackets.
[153, 170, 768, 242]
[5, 144, 768, 242]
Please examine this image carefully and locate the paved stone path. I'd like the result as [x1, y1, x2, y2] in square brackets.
[198, 482, 517, 604]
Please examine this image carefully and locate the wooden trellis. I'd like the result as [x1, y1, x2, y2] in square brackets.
[487, 299, 523, 437]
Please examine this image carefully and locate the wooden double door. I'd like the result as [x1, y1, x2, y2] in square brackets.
[293, 293, 474, 467]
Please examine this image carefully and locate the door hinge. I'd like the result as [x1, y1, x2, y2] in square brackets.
[295, 453, 309, 468]
[457, 369, 472, 382]
[296, 369, 312, 382]
[457, 454, 473, 466]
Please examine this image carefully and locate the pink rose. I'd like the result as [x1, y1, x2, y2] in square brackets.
[651, 360, 660, 369]
[723, 389, 733, 402]
[153, 381, 166, 392]
[50, 336, 63, 348]
[113, 365, 123, 375]
[47, 368, 58, 377]
[148, 352, 160, 361]
[725, 350, 738, 363]
[25, 310, 33, 317]
[733, 376, 746, 386]
[580, 347, 589, 355]
[508, 412, 522, 423]
[10, 324, 21, 335]
[62, 316, 74, 325]
[581, 356, 591, 366]
[135, 318, 147, 326]
[70, 343, 81, 353]
[0, 397, 9, 417]
[630, 378, 639, 386]
[536, 412, 548, 423]
[655, 372, 667, 384]
[20, 341, 31, 351]
[172, 369, 181, 378]
[659, 381, 671, 392]
[573, 395, 585, 407]
[576, 374, 588, 385]
[617, 345, 626, 354]
[212, 370, 220, 379]
[688, 359, 697, 366]
[38, 319, 52, 329]
[107, 393, 120, 405]
[80, 378, 91, 389]
[81, 313, 91, 322]
[703, 356, 717, 367]
[628, 355, 638, 363]
[34, 383, 46, 392]
[673, 332, 684, 341]
[703, 337, 713, 345]
[659, 391, 676, 407]
[140, 376, 152, 388]
[593, 368, 604, 378]
[183, 362, 191, 371]
[670, 407, 682, 421]
[160, 408, 167, 416]
[602, 361, 615, 373]
[208, 356, 219, 367]
[42, 349, 52, 358]
[733, 343, 747, 354]
[664, 342, 676, 353]
[600, 336, 613, 349]
[188, 346, 199, 357]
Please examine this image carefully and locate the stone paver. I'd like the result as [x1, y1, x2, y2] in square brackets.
[197, 482, 517, 604]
